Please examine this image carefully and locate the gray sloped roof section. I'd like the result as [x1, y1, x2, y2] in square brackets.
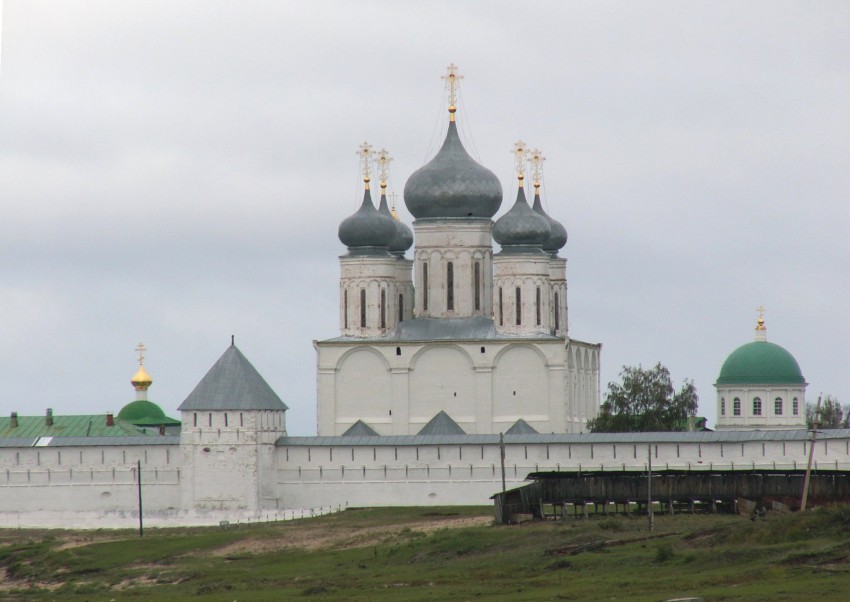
[342, 420, 380, 436]
[178, 345, 288, 412]
[321, 316, 562, 343]
[417, 411, 466, 435]
[506, 419, 539, 435]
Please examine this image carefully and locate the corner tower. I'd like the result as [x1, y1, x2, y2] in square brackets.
[178, 341, 288, 512]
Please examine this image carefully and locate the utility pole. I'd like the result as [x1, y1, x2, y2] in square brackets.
[137, 460, 144, 537]
[499, 433, 506, 492]
[801, 395, 822, 512]
[647, 444, 654, 532]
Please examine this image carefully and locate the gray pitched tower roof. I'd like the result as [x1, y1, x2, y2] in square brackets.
[178, 344, 288, 412]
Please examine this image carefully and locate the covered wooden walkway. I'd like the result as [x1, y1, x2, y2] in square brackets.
[492, 469, 850, 524]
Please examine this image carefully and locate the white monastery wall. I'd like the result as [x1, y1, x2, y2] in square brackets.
[2, 432, 850, 527]
[275, 434, 850, 509]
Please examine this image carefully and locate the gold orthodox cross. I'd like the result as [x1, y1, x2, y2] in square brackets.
[135, 342, 147, 366]
[442, 63, 463, 120]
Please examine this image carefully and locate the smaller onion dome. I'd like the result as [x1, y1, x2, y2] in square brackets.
[339, 143, 397, 254]
[131, 365, 153, 391]
[493, 185, 550, 252]
[378, 191, 413, 256]
[338, 187, 397, 254]
[532, 190, 567, 255]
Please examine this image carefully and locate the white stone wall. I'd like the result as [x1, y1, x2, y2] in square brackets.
[566, 340, 602, 433]
[316, 339, 581, 436]
[715, 385, 807, 430]
[0, 444, 181, 519]
[274, 434, 850, 509]
[3, 429, 850, 527]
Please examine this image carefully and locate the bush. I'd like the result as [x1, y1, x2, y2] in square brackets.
[655, 542, 675, 563]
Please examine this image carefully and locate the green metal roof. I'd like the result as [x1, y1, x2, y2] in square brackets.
[0, 414, 158, 438]
[716, 341, 805, 386]
[117, 400, 180, 426]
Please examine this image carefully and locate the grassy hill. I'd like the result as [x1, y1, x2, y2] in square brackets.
[1, 504, 849, 601]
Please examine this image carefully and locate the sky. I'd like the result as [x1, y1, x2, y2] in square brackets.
[1, 1, 848, 435]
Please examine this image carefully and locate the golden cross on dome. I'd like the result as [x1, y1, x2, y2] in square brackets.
[528, 147, 546, 191]
[442, 63, 463, 120]
[756, 305, 766, 330]
[376, 148, 392, 192]
[135, 342, 147, 366]
[356, 142, 374, 188]
[511, 140, 528, 186]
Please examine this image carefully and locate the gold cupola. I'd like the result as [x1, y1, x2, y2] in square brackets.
[131, 343, 153, 398]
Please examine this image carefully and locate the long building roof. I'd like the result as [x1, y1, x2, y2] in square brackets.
[277, 429, 850, 447]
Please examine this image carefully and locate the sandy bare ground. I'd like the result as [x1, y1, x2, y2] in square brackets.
[212, 514, 492, 556]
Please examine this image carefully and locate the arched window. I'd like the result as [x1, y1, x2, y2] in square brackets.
[535, 286, 542, 325]
[380, 289, 386, 329]
[554, 291, 560, 331]
[721, 398, 726, 416]
[774, 397, 783, 415]
[344, 289, 349, 329]
[498, 287, 504, 326]
[474, 262, 481, 311]
[515, 287, 522, 325]
[793, 398, 799, 415]
[753, 397, 762, 416]
[360, 289, 366, 328]
[446, 262, 454, 311]
[422, 262, 429, 311]
[398, 294, 404, 322]
[733, 398, 741, 416]
[472, 261, 481, 311]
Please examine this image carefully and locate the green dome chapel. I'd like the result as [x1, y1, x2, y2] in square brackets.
[714, 311, 807, 431]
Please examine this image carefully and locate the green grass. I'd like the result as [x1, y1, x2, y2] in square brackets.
[0, 505, 849, 601]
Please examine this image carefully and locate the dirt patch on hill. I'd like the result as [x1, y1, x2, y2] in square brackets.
[212, 514, 492, 557]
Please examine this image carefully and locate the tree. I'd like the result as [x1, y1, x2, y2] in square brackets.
[588, 363, 698, 432]
[806, 395, 849, 429]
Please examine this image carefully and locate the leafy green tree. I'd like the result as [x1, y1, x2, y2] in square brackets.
[806, 395, 849, 428]
[588, 363, 698, 432]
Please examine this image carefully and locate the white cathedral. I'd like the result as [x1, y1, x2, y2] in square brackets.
[0, 67, 841, 529]
[316, 66, 599, 437]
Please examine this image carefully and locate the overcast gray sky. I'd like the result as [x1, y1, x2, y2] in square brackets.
[1, 1, 848, 435]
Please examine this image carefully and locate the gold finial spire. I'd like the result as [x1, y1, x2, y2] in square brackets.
[756, 305, 766, 330]
[376, 148, 392, 195]
[442, 63, 463, 122]
[511, 140, 528, 187]
[528, 147, 545, 193]
[390, 192, 400, 219]
[357, 142, 374, 190]
[754, 306, 767, 342]
[131, 342, 153, 392]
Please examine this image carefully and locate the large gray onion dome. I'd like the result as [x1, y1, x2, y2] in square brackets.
[403, 121, 503, 219]
[532, 190, 567, 255]
[493, 185, 550, 252]
[338, 188, 397, 254]
[378, 192, 414, 256]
